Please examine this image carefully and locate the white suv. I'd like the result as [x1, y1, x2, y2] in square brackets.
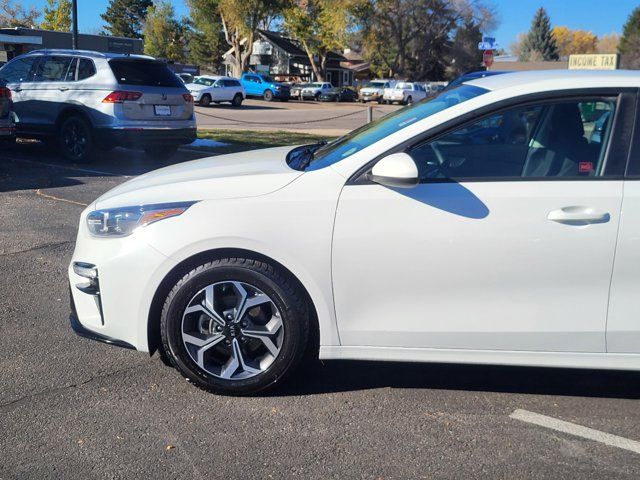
[186, 76, 245, 107]
[383, 82, 428, 105]
[359, 79, 394, 103]
[0, 49, 196, 162]
[301, 82, 332, 101]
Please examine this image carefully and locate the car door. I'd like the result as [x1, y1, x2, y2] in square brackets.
[211, 79, 225, 101]
[29, 55, 75, 129]
[0, 55, 39, 128]
[332, 92, 633, 353]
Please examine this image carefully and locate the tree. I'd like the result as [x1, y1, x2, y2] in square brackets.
[186, 0, 227, 73]
[552, 26, 597, 57]
[447, 17, 482, 78]
[0, 0, 40, 27]
[143, 1, 186, 61]
[597, 33, 620, 54]
[283, 0, 355, 82]
[619, 6, 640, 69]
[355, 0, 494, 81]
[41, 0, 72, 32]
[101, 0, 152, 38]
[218, 0, 283, 77]
[520, 7, 559, 61]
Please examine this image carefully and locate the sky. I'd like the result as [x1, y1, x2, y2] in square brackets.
[20, 0, 638, 52]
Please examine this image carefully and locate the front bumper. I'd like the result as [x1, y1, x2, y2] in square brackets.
[69, 215, 179, 352]
[95, 127, 197, 148]
[361, 92, 382, 102]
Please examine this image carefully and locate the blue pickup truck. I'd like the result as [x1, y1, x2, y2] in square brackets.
[240, 73, 290, 101]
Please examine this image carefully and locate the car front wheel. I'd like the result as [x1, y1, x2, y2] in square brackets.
[160, 258, 310, 395]
[231, 93, 243, 107]
[263, 90, 274, 101]
[199, 94, 211, 107]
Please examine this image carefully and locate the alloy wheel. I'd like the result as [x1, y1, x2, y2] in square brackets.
[62, 118, 88, 159]
[181, 281, 284, 380]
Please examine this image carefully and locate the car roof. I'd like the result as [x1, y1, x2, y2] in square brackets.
[25, 49, 155, 60]
[465, 69, 640, 91]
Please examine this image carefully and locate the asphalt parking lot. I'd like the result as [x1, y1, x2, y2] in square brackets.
[2, 141, 640, 479]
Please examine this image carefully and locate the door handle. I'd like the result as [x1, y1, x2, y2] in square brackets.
[59, 87, 69, 92]
[13, 87, 22, 92]
[547, 206, 610, 226]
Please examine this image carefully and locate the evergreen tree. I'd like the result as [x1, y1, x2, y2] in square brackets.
[186, 0, 226, 73]
[41, 0, 72, 31]
[101, 0, 152, 38]
[448, 18, 483, 78]
[619, 6, 640, 69]
[521, 7, 559, 61]
[143, 1, 186, 61]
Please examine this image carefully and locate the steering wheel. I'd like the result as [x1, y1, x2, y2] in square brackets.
[426, 142, 449, 178]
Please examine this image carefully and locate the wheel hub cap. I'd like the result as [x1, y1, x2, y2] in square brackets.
[181, 281, 284, 380]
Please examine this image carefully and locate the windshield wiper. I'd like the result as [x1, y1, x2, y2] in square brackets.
[287, 140, 328, 170]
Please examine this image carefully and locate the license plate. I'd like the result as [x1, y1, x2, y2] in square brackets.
[154, 105, 171, 116]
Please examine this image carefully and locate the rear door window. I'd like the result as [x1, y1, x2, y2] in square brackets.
[33, 56, 74, 82]
[109, 59, 182, 87]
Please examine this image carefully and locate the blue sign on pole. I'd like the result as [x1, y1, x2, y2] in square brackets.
[478, 36, 499, 50]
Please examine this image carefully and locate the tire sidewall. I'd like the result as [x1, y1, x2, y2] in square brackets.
[162, 261, 307, 395]
[263, 90, 273, 101]
[200, 94, 211, 107]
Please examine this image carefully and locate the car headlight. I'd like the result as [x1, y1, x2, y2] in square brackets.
[86, 202, 196, 237]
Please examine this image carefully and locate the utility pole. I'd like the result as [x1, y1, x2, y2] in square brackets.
[72, 0, 79, 49]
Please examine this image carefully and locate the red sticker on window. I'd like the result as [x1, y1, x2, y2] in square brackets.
[579, 162, 594, 173]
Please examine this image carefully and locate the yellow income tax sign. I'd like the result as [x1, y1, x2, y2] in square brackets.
[568, 54, 619, 70]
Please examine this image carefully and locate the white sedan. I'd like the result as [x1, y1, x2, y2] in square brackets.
[186, 75, 245, 107]
[383, 81, 428, 105]
[69, 70, 640, 395]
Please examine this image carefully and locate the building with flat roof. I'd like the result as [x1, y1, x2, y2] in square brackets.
[0, 27, 142, 65]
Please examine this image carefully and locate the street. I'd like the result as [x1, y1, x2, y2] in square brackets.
[1, 142, 639, 479]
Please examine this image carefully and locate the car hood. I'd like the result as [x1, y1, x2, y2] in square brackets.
[186, 83, 208, 91]
[94, 146, 303, 210]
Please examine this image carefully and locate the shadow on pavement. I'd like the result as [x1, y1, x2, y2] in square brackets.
[0, 140, 208, 193]
[275, 360, 640, 400]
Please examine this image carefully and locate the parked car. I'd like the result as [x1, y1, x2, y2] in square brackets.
[382, 82, 428, 105]
[0, 79, 15, 143]
[359, 79, 394, 103]
[186, 75, 245, 107]
[445, 70, 510, 90]
[301, 82, 333, 101]
[176, 72, 194, 84]
[318, 86, 358, 102]
[0, 49, 196, 162]
[240, 73, 290, 101]
[290, 83, 309, 100]
[69, 70, 640, 395]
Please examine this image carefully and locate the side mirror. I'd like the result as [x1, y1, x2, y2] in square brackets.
[369, 152, 419, 189]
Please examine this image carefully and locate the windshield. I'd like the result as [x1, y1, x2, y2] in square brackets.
[295, 85, 487, 171]
[109, 59, 183, 87]
[365, 82, 386, 88]
[261, 75, 275, 83]
[309, 83, 323, 88]
[194, 77, 216, 86]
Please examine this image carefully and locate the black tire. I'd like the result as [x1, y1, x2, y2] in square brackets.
[160, 258, 310, 395]
[263, 90, 274, 102]
[231, 93, 243, 107]
[58, 115, 94, 163]
[200, 94, 212, 107]
[405, 96, 413, 105]
[144, 145, 178, 160]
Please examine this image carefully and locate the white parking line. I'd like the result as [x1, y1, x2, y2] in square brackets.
[510, 409, 640, 455]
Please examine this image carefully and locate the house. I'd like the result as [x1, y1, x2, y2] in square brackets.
[0, 27, 142, 65]
[223, 30, 355, 86]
